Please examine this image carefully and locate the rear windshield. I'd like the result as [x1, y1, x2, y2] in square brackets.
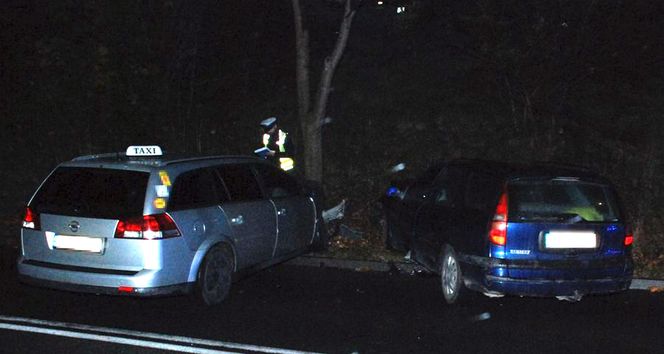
[508, 179, 620, 223]
[31, 167, 149, 219]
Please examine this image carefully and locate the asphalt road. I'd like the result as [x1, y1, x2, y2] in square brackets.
[1, 263, 664, 354]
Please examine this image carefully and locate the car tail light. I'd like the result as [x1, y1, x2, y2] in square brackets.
[114, 213, 181, 239]
[489, 192, 508, 246]
[624, 225, 634, 247]
[22, 207, 40, 230]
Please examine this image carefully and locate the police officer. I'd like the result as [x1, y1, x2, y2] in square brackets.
[259, 117, 295, 172]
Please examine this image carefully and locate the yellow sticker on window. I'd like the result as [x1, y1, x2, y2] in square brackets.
[153, 198, 166, 209]
[158, 171, 171, 186]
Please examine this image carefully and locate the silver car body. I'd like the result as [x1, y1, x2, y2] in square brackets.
[18, 151, 320, 296]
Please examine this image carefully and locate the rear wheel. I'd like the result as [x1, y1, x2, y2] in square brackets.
[440, 245, 465, 304]
[196, 244, 233, 306]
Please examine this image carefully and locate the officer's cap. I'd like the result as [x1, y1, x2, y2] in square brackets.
[260, 117, 278, 130]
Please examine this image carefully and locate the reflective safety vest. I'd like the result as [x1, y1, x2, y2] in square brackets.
[263, 129, 294, 171]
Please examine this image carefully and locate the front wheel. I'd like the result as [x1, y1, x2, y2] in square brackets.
[440, 245, 465, 304]
[196, 244, 234, 306]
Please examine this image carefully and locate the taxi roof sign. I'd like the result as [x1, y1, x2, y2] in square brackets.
[126, 145, 163, 157]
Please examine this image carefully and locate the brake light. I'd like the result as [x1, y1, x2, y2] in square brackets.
[624, 225, 634, 246]
[22, 207, 40, 230]
[489, 192, 508, 246]
[114, 214, 181, 239]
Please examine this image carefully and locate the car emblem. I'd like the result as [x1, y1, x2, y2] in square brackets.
[68, 221, 80, 233]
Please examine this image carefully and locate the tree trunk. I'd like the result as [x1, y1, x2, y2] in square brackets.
[292, 0, 310, 137]
[292, 0, 356, 183]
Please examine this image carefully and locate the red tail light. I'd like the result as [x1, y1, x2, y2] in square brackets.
[489, 192, 508, 246]
[22, 207, 40, 230]
[115, 214, 181, 239]
[624, 225, 634, 246]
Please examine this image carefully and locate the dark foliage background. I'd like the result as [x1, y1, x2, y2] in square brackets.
[2, 0, 663, 274]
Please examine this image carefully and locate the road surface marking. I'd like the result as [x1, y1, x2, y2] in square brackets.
[0, 322, 238, 354]
[0, 315, 323, 354]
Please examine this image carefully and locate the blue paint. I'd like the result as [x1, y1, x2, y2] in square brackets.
[386, 186, 400, 197]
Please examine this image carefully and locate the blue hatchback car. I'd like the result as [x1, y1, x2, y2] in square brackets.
[383, 159, 633, 303]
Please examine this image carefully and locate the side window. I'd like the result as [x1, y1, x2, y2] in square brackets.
[402, 164, 443, 204]
[418, 163, 443, 184]
[216, 164, 263, 201]
[169, 168, 221, 211]
[465, 173, 499, 211]
[433, 166, 465, 206]
[253, 163, 301, 198]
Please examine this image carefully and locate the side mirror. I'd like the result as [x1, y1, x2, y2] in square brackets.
[388, 163, 406, 174]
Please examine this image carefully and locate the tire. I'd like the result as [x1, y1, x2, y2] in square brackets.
[196, 244, 234, 306]
[440, 245, 465, 305]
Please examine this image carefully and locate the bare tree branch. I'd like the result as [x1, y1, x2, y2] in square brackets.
[313, 0, 356, 132]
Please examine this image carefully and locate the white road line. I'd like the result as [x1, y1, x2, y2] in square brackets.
[0, 315, 324, 354]
[0, 322, 238, 354]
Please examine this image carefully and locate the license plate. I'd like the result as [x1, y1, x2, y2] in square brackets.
[52, 235, 105, 253]
[544, 231, 597, 249]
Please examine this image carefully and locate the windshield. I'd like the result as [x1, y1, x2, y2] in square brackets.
[31, 166, 149, 219]
[508, 179, 620, 223]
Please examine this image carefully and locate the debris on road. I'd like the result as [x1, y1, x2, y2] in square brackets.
[339, 224, 363, 240]
[470, 312, 491, 322]
[649, 286, 663, 293]
[322, 199, 346, 223]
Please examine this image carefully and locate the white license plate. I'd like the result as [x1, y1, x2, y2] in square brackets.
[544, 231, 597, 249]
[52, 235, 105, 253]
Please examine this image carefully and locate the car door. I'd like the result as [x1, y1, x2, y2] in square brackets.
[412, 165, 467, 269]
[253, 163, 315, 257]
[167, 167, 227, 253]
[394, 164, 444, 241]
[215, 164, 277, 269]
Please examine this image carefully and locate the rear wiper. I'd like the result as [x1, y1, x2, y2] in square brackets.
[515, 213, 587, 223]
[560, 213, 587, 224]
[515, 213, 562, 222]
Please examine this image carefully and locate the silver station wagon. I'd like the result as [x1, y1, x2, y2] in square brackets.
[18, 146, 326, 305]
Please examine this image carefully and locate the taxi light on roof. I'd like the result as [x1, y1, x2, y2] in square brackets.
[126, 145, 163, 157]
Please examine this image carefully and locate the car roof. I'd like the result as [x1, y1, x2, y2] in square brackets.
[445, 159, 608, 183]
[61, 152, 263, 170]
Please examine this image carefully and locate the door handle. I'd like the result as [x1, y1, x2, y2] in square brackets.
[277, 208, 287, 216]
[230, 215, 244, 225]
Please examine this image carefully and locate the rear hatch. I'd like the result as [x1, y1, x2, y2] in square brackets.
[22, 166, 150, 271]
[502, 177, 629, 279]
